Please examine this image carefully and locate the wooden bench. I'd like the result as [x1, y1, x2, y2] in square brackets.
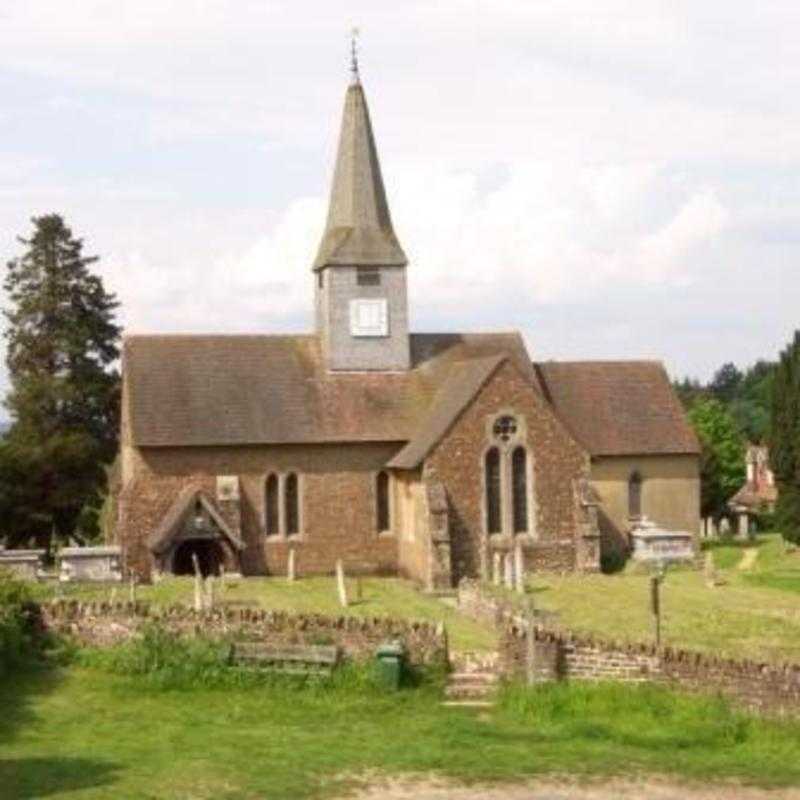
[229, 642, 340, 676]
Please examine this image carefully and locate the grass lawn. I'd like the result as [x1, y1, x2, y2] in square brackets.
[528, 534, 800, 664]
[32, 575, 495, 652]
[4, 665, 800, 799]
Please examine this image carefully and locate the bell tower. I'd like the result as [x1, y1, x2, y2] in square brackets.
[313, 41, 410, 372]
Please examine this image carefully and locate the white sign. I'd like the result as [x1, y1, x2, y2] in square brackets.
[349, 298, 389, 337]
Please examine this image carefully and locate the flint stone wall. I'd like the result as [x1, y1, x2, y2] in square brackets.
[459, 579, 800, 716]
[41, 601, 447, 665]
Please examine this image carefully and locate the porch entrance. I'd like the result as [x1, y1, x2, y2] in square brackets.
[172, 538, 225, 577]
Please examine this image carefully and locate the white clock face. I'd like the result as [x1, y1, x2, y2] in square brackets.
[349, 298, 389, 337]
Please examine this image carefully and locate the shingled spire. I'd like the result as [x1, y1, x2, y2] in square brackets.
[314, 44, 411, 372]
[313, 76, 407, 269]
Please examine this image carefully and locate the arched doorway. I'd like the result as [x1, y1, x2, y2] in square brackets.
[172, 539, 225, 577]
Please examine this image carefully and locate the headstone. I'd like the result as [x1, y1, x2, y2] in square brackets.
[205, 575, 215, 610]
[58, 546, 122, 583]
[503, 551, 514, 589]
[738, 512, 750, 540]
[630, 517, 694, 565]
[336, 559, 348, 608]
[525, 597, 536, 685]
[192, 554, 203, 611]
[703, 551, 717, 588]
[514, 541, 525, 594]
[492, 551, 502, 586]
[287, 548, 296, 582]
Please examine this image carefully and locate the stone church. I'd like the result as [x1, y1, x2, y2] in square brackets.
[115, 69, 700, 586]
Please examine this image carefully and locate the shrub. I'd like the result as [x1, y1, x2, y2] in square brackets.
[79, 622, 445, 695]
[0, 569, 43, 675]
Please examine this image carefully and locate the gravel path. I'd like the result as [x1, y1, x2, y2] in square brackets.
[341, 776, 800, 800]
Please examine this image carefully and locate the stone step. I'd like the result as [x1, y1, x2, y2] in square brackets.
[440, 700, 494, 709]
[444, 683, 496, 699]
[448, 671, 498, 684]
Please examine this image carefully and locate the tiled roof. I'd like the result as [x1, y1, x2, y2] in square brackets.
[729, 482, 778, 510]
[387, 355, 507, 469]
[125, 332, 535, 448]
[148, 487, 245, 555]
[535, 360, 700, 457]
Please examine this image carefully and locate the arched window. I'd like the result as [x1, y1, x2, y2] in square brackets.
[376, 471, 390, 532]
[628, 471, 643, 519]
[285, 473, 299, 536]
[485, 447, 502, 534]
[512, 446, 528, 533]
[265, 474, 279, 536]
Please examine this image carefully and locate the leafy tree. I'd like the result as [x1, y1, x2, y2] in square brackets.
[1, 214, 120, 548]
[770, 331, 800, 544]
[687, 397, 746, 519]
[675, 360, 775, 443]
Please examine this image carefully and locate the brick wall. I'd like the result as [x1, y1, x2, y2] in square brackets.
[425, 360, 593, 583]
[459, 580, 800, 716]
[42, 601, 448, 666]
[118, 442, 402, 580]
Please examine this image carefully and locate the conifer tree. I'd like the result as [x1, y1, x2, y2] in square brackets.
[1, 214, 120, 547]
[770, 331, 800, 544]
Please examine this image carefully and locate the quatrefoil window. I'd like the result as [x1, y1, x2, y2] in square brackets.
[492, 415, 518, 443]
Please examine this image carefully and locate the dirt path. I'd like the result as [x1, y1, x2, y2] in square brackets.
[341, 776, 800, 799]
[738, 548, 759, 571]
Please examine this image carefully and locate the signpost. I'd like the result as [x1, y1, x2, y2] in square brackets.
[650, 562, 666, 647]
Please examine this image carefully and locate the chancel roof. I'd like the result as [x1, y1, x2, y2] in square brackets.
[535, 360, 700, 457]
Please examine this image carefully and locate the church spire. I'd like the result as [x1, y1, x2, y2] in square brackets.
[313, 50, 407, 271]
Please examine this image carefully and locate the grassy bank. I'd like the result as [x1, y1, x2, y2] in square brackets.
[3, 665, 800, 799]
[32, 575, 495, 652]
[528, 534, 800, 663]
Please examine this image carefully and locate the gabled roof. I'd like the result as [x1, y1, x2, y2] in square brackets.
[535, 360, 700, 457]
[148, 487, 245, 555]
[313, 81, 406, 269]
[729, 482, 778, 510]
[125, 332, 536, 448]
[387, 355, 507, 469]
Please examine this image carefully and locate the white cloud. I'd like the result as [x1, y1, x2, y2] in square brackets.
[0, 0, 797, 396]
[100, 159, 728, 338]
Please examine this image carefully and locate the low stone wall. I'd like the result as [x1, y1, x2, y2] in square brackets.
[459, 579, 800, 716]
[41, 601, 448, 665]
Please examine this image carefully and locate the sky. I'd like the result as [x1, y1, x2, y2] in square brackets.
[1, 1, 798, 408]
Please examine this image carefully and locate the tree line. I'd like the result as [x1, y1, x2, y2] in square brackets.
[675, 347, 800, 543]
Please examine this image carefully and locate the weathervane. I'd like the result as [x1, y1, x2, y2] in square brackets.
[350, 26, 360, 84]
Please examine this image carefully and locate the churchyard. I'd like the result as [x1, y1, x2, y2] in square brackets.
[5, 533, 800, 797]
[527, 533, 800, 664]
[30, 532, 800, 663]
